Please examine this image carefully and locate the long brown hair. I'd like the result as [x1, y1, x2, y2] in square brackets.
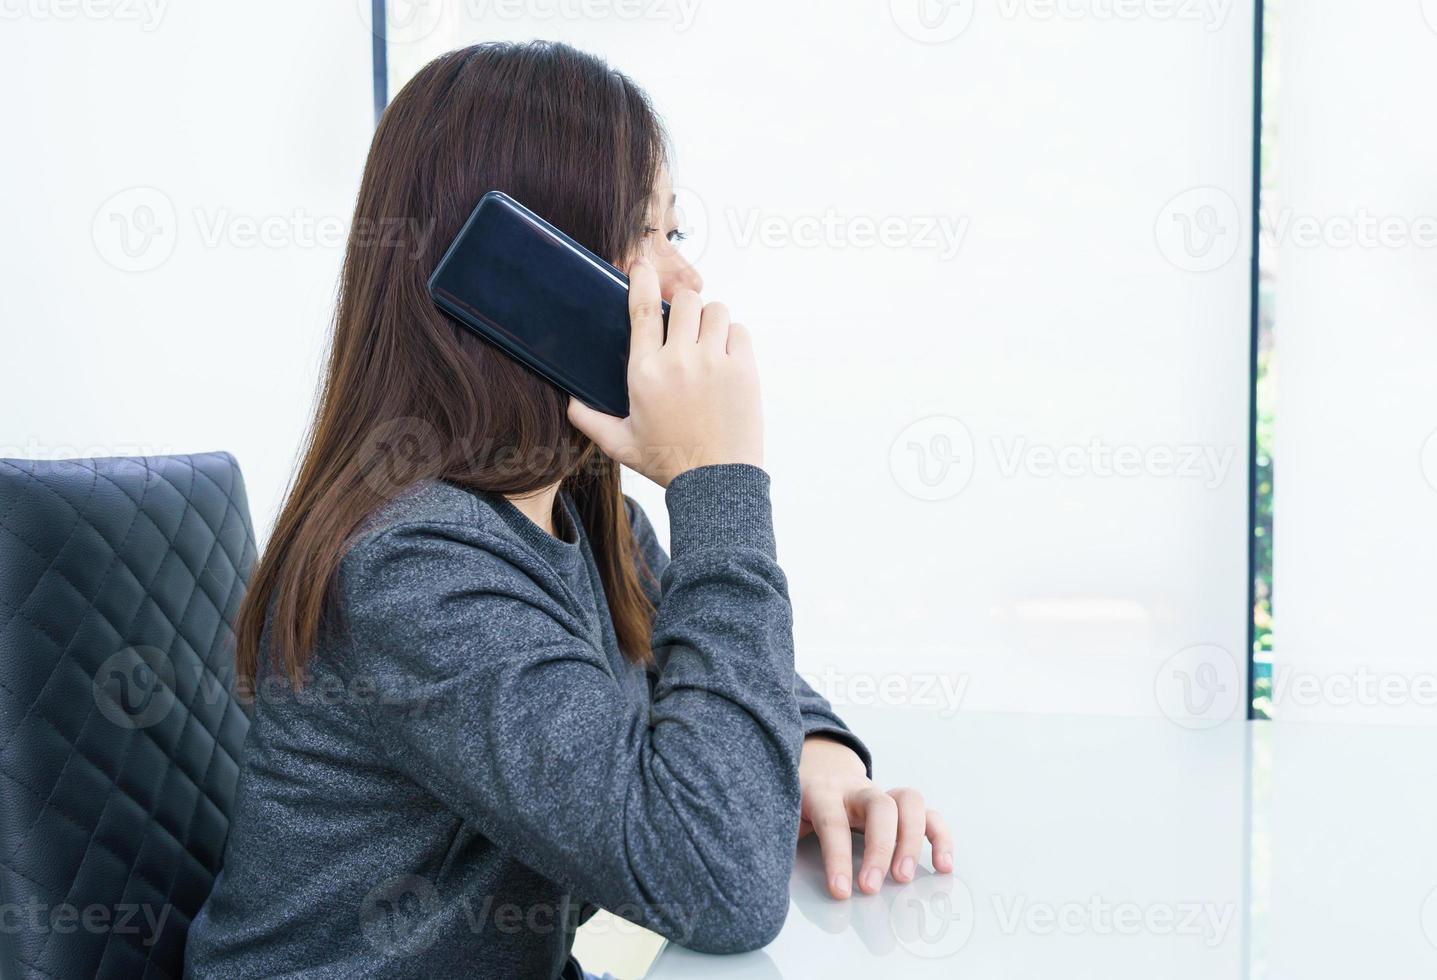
[236, 41, 664, 691]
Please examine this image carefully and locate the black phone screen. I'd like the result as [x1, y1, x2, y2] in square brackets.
[428, 191, 640, 417]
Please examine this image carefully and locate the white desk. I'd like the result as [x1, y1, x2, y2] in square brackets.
[648, 707, 1437, 978]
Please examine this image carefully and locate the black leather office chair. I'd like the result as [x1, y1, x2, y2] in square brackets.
[0, 453, 256, 979]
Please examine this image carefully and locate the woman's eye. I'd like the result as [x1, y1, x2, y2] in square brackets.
[641, 225, 687, 244]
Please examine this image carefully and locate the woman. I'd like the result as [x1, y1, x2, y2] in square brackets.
[186, 40, 952, 979]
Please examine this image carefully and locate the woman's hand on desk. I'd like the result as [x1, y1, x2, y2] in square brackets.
[797, 735, 954, 900]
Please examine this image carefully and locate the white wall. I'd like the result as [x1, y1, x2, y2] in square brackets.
[1270, 0, 1437, 725]
[2, 0, 1257, 723]
[390, 0, 1256, 721]
[1263, 724, 1437, 976]
[0, 0, 374, 536]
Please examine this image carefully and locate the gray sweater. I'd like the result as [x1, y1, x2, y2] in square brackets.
[185, 464, 868, 979]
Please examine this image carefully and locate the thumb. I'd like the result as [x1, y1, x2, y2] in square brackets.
[566, 397, 631, 458]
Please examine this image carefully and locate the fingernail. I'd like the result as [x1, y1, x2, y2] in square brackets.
[862, 868, 882, 892]
[833, 874, 850, 898]
[937, 851, 953, 872]
[899, 856, 916, 881]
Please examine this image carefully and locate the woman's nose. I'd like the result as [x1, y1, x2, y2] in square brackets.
[660, 256, 703, 299]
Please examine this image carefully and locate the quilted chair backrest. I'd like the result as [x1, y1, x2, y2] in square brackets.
[0, 454, 257, 980]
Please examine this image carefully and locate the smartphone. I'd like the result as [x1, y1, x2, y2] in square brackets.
[428, 190, 666, 417]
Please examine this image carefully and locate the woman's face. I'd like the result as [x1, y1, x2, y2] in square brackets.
[633, 167, 703, 300]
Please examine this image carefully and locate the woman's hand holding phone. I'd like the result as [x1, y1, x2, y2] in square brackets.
[567, 249, 763, 487]
[570, 246, 959, 902]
